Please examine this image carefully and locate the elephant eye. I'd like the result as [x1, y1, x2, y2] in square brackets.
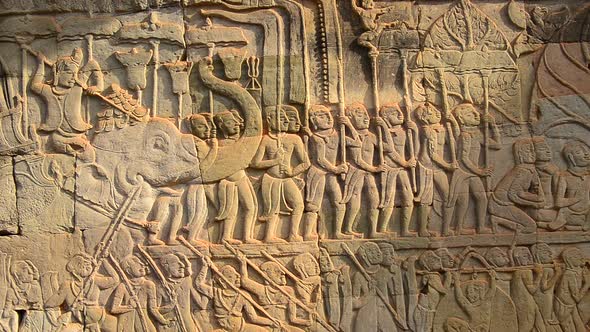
[152, 137, 168, 153]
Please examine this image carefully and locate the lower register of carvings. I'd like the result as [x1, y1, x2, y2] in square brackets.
[0, 0, 589, 331]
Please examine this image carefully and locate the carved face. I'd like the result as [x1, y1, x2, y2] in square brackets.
[74, 257, 94, 278]
[267, 109, 290, 132]
[126, 257, 148, 278]
[382, 105, 404, 126]
[514, 249, 533, 266]
[456, 105, 480, 126]
[218, 113, 242, 137]
[418, 105, 441, 125]
[264, 264, 287, 285]
[380, 246, 395, 266]
[302, 256, 320, 277]
[466, 283, 484, 303]
[164, 256, 186, 278]
[487, 248, 509, 268]
[285, 109, 301, 133]
[56, 62, 78, 88]
[363, 245, 383, 265]
[311, 109, 333, 131]
[568, 143, 590, 168]
[534, 140, 552, 162]
[13, 262, 34, 283]
[517, 142, 536, 164]
[349, 106, 370, 130]
[222, 269, 241, 288]
[190, 116, 211, 140]
[535, 245, 554, 264]
[437, 249, 455, 268]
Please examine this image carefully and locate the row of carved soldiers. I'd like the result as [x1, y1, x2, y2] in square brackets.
[2, 241, 588, 332]
[23, 48, 590, 244]
[174, 98, 590, 244]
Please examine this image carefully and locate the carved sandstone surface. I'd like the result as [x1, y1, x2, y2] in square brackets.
[1, 0, 590, 331]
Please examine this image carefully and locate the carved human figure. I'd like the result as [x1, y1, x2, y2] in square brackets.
[510, 246, 544, 332]
[157, 253, 210, 332]
[32, 49, 102, 163]
[237, 255, 309, 332]
[212, 265, 276, 332]
[484, 247, 510, 269]
[555, 247, 590, 332]
[352, 242, 398, 332]
[110, 255, 170, 332]
[488, 138, 543, 234]
[408, 250, 451, 332]
[319, 248, 352, 332]
[251, 105, 310, 243]
[44, 253, 120, 332]
[284, 106, 302, 134]
[531, 243, 562, 331]
[375, 104, 417, 237]
[350, 0, 395, 55]
[184, 113, 218, 244]
[214, 110, 259, 244]
[292, 253, 323, 323]
[546, 140, 590, 231]
[2, 260, 44, 332]
[533, 137, 560, 209]
[449, 103, 500, 235]
[378, 243, 406, 324]
[414, 103, 456, 237]
[342, 102, 385, 238]
[445, 270, 497, 332]
[303, 105, 359, 240]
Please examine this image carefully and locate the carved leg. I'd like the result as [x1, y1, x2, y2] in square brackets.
[400, 206, 416, 237]
[378, 206, 394, 234]
[302, 212, 319, 241]
[367, 176, 386, 239]
[285, 179, 304, 242]
[264, 215, 286, 244]
[417, 205, 431, 237]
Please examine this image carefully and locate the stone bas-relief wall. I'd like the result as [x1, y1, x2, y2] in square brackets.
[0, 0, 589, 331]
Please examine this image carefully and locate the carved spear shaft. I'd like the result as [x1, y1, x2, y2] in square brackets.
[108, 254, 151, 332]
[260, 250, 312, 294]
[400, 50, 417, 193]
[176, 236, 283, 326]
[333, 0, 347, 170]
[480, 69, 492, 192]
[151, 40, 160, 118]
[341, 243, 407, 329]
[435, 68, 457, 165]
[71, 185, 142, 307]
[136, 245, 190, 332]
[223, 242, 339, 332]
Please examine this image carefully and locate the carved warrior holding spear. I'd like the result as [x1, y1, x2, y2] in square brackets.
[304, 104, 361, 240]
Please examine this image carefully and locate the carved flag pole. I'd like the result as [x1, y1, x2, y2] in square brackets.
[223, 241, 340, 332]
[176, 236, 283, 327]
[400, 50, 417, 193]
[136, 245, 190, 332]
[341, 243, 407, 329]
[108, 254, 151, 332]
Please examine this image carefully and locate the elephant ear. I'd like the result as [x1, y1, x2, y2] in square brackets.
[197, 57, 262, 183]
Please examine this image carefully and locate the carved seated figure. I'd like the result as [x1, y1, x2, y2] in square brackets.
[541, 140, 590, 231]
[31, 49, 102, 164]
[488, 138, 543, 234]
[2, 260, 44, 332]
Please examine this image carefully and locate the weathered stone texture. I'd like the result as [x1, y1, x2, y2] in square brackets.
[0, 0, 589, 331]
